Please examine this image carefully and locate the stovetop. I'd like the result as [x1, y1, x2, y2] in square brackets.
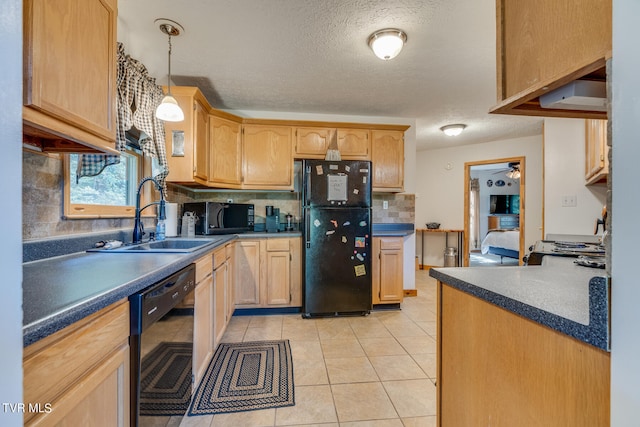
[527, 240, 605, 265]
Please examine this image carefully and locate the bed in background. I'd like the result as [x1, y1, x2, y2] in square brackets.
[481, 229, 520, 263]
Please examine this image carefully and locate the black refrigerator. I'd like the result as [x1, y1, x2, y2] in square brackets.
[302, 159, 372, 317]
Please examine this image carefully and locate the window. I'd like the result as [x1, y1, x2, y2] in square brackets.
[63, 148, 153, 218]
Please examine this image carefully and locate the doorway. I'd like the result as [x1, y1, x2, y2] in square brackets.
[464, 157, 525, 267]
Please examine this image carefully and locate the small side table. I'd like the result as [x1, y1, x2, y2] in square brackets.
[417, 228, 464, 269]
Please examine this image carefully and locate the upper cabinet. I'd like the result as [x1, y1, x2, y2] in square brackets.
[242, 124, 294, 190]
[164, 87, 211, 184]
[23, 0, 118, 154]
[372, 130, 404, 192]
[585, 119, 609, 185]
[209, 115, 243, 188]
[491, 0, 611, 119]
[295, 127, 371, 160]
[161, 88, 408, 192]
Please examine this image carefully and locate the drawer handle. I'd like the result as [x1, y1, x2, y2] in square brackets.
[147, 306, 157, 316]
[172, 292, 179, 299]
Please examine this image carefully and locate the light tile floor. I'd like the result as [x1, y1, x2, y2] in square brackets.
[180, 270, 438, 427]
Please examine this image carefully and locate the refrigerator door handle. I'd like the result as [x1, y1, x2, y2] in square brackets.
[304, 165, 312, 206]
[305, 217, 311, 248]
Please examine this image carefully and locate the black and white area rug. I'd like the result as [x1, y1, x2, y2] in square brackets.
[188, 340, 295, 416]
[140, 342, 193, 416]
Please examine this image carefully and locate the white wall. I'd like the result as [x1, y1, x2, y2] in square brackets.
[1, 0, 24, 425]
[543, 118, 607, 236]
[415, 135, 543, 266]
[611, 0, 640, 424]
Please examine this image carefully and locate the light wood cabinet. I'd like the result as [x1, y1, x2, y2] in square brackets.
[22, 0, 119, 154]
[437, 283, 610, 427]
[488, 214, 519, 230]
[371, 130, 404, 192]
[295, 127, 334, 158]
[193, 253, 214, 384]
[242, 124, 294, 190]
[585, 119, 609, 185]
[294, 127, 370, 160]
[372, 237, 404, 305]
[164, 87, 211, 184]
[213, 245, 233, 346]
[234, 240, 262, 307]
[235, 237, 302, 309]
[23, 300, 129, 426]
[491, 0, 611, 119]
[337, 128, 370, 159]
[209, 115, 243, 187]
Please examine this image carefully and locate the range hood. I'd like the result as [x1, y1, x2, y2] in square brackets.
[539, 80, 607, 111]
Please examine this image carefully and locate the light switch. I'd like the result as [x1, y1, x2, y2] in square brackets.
[561, 195, 577, 207]
[383, 201, 389, 209]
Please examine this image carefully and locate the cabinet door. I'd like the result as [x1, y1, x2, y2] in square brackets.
[265, 250, 291, 306]
[337, 129, 370, 159]
[193, 275, 213, 384]
[289, 238, 302, 307]
[23, 0, 117, 152]
[164, 88, 201, 183]
[234, 240, 262, 306]
[209, 116, 242, 186]
[499, 0, 611, 101]
[371, 130, 404, 191]
[242, 125, 293, 189]
[295, 127, 332, 158]
[585, 119, 608, 183]
[213, 262, 227, 346]
[193, 99, 210, 182]
[372, 237, 404, 304]
[226, 245, 236, 320]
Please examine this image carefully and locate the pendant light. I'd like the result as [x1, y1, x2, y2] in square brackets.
[368, 29, 407, 60]
[155, 19, 184, 122]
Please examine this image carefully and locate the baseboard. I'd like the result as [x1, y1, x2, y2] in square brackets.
[403, 289, 418, 297]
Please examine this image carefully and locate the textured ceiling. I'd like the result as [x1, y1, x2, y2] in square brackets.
[118, 0, 543, 151]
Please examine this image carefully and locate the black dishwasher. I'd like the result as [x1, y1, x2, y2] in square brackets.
[129, 264, 196, 427]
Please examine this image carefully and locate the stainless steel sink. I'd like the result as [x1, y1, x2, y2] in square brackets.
[88, 238, 225, 253]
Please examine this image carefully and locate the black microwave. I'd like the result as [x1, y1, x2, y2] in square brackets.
[182, 202, 254, 235]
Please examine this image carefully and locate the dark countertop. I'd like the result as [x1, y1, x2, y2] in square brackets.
[429, 256, 610, 351]
[371, 223, 415, 236]
[22, 235, 236, 347]
[22, 224, 401, 348]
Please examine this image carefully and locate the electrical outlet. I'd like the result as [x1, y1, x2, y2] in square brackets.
[561, 195, 577, 207]
[227, 198, 233, 203]
[383, 200, 389, 210]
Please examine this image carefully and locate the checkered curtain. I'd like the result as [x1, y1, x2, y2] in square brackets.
[76, 43, 169, 191]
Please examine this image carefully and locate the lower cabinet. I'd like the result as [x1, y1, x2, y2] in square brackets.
[23, 300, 130, 426]
[235, 237, 302, 309]
[438, 283, 610, 426]
[193, 243, 236, 385]
[372, 236, 404, 305]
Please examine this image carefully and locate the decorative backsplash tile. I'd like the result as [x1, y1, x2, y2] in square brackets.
[22, 150, 416, 241]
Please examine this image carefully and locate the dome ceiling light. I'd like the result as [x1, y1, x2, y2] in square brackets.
[440, 124, 467, 136]
[368, 29, 407, 60]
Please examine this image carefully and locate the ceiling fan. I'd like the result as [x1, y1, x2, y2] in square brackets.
[492, 162, 521, 179]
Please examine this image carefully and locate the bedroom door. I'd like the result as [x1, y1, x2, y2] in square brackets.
[464, 158, 526, 267]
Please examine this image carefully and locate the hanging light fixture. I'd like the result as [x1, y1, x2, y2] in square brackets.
[368, 29, 407, 60]
[440, 124, 467, 136]
[155, 19, 184, 122]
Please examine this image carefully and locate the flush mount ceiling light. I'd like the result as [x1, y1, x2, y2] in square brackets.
[155, 19, 185, 122]
[440, 124, 467, 136]
[368, 29, 407, 60]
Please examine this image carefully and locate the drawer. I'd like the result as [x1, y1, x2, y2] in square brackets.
[379, 237, 403, 250]
[195, 253, 213, 283]
[266, 238, 290, 252]
[213, 246, 226, 269]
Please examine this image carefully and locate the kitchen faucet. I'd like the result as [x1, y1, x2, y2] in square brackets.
[133, 177, 166, 244]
